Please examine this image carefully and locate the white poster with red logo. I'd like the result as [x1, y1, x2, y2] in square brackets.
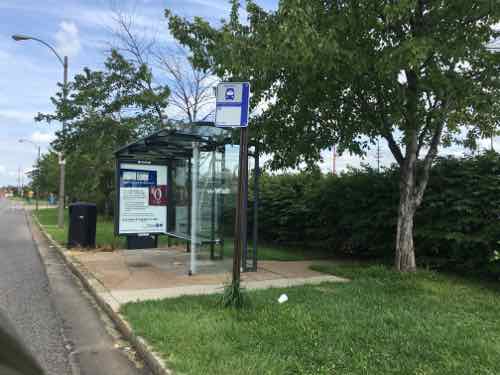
[118, 163, 167, 234]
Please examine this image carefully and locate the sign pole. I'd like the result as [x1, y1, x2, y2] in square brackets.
[233, 127, 249, 284]
[214, 81, 250, 291]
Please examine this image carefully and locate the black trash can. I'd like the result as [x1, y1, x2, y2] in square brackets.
[68, 202, 97, 248]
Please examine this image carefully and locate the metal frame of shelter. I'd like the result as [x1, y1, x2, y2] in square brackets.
[114, 121, 259, 273]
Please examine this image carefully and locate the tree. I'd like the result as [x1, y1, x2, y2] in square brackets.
[108, 6, 216, 122]
[167, 0, 500, 271]
[156, 46, 216, 122]
[31, 151, 59, 198]
[37, 50, 170, 213]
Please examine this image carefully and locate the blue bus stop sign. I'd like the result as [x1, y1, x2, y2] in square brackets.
[215, 82, 250, 128]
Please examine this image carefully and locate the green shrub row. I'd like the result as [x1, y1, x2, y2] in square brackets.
[249, 152, 500, 278]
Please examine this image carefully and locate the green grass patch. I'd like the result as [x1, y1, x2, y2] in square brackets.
[35, 208, 124, 248]
[222, 238, 329, 261]
[122, 263, 500, 375]
[34, 208, 312, 260]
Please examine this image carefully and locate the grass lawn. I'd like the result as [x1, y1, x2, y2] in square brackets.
[9, 196, 56, 207]
[35, 208, 125, 248]
[34, 208, 318, 261]
[221, 238, 329, 261]
[122, 263, 500, 375]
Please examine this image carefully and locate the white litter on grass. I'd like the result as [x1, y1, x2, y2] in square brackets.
[278, 294, 288, 304]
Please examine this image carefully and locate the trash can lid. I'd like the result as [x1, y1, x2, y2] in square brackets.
[69, 202, 97, 207]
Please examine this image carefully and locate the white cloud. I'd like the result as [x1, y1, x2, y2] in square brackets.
[0, 109, 36, 123]
[77, 9, 115, 28]
[30, 131, 55, 144]
[0, 165, 6, 174]
[189, 0, 229, 11]
[55, 21, 81, 58]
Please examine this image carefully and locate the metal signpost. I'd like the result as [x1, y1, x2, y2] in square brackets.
[215, 82, 250, 285]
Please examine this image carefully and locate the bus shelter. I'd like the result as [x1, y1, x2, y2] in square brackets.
[114, 122, 257, 274]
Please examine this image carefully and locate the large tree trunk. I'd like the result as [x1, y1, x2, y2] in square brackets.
[395, 150, 418, 272]
[395, 162, 417, 272]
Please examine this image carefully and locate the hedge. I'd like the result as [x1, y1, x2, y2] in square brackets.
[249, 152, 500, 278]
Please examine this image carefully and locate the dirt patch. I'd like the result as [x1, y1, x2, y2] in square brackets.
[127, 261, 152, 268]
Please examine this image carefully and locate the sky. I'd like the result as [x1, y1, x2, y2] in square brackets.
[0, 1, 498, 186]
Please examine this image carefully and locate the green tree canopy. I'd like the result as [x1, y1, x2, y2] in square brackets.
[167, 0, 500, 271]
[37, 50, 170, 213]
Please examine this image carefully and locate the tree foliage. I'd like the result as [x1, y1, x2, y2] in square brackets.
[36, 50, 170, 213]
[167, 0, 500, 271]
[31, 151, 59, 197]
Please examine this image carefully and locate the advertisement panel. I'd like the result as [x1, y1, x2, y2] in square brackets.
[118, 163, 167, 234]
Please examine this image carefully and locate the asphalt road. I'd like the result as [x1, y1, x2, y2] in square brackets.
[0, 198, 151, 375]
[0, 198, 70, 374]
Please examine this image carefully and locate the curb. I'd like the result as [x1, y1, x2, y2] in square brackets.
[30, 214, 173, 375]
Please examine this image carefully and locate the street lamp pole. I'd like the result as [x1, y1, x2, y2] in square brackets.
[12, 34, 68, 228]
[19, 139, 40, 213]
[58, 56, 68, 229]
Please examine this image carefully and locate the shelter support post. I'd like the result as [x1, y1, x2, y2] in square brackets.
[189, 142, 199, 275]
[187, 156, 192, 253]
[252, 143, 259, 271]
[219, 146, 226, 260]
[210, 150, 216, 260]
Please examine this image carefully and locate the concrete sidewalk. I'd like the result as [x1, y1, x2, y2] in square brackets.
[68, 247, 348, 309]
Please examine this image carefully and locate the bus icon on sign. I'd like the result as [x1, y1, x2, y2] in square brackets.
[225, 88, 235, 100]
[215, 82, 250, 128]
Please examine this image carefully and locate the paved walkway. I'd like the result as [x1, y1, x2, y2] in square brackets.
[68, 247, 348, 308]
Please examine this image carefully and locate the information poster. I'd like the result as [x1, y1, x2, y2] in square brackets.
[118, 163, 167, 234]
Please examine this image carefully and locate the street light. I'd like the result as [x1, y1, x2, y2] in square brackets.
[19, 139, 41, 213]
[12, 33, 68, 229]
[12, 34, 31, 41]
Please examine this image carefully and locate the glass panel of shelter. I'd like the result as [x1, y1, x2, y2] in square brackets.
[166, 144, 237, 260]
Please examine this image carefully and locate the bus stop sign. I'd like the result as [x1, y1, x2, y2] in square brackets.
[215, 82, 250, 128]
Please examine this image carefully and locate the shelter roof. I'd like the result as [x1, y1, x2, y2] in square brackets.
[115, 122, 232, 160]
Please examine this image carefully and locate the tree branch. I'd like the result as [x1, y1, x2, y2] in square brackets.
[415, 122, 444, 206]
[382, 130, 404, 166]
